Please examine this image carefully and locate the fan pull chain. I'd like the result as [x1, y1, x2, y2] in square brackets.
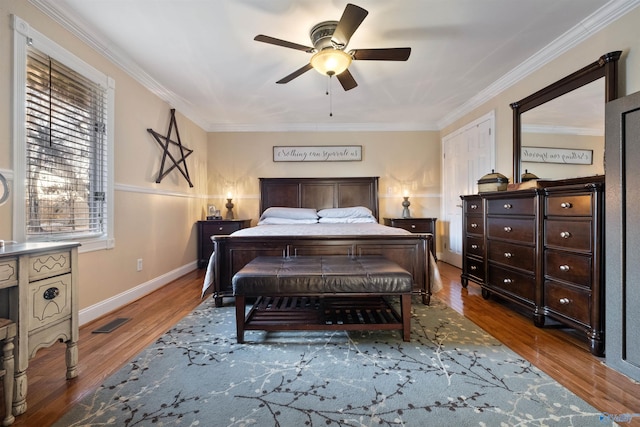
[327, 75, 334, 117]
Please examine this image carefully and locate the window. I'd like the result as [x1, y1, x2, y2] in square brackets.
[13, 15, 114, 251]
[25, 49, 107, 239]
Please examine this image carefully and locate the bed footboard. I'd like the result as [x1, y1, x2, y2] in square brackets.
[211, 234, 431, 307]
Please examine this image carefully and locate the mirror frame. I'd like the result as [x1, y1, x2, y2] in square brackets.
[511, 51, 621, 183]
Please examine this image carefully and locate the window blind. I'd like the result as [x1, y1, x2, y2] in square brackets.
[25, 47, 107, 239]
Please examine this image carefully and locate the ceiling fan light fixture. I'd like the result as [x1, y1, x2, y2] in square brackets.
[310, 49, 352, 76]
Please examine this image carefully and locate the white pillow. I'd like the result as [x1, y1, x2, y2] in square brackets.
[317, 206, 373, 218]
[318, 216, 377, 224]
[259, 207, 318, 221]
[258, 217, 319, 225]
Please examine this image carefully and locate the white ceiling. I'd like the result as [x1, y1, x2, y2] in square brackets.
[29, 0, 638, 132]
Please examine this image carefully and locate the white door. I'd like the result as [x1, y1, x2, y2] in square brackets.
[440, 112, 495, 267]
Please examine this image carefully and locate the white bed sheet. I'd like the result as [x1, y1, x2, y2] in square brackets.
[201, 223, 442, 297]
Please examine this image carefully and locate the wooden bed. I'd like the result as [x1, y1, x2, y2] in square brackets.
[209, 177, 432, 307]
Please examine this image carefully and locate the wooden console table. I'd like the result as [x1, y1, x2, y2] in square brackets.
[0, 242, 79, 415]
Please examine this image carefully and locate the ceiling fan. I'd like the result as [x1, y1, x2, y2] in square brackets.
[254, 3, 411, 91]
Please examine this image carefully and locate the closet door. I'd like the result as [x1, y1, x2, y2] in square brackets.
[605, 90, 640, 381]
[441, 112, 494, 268]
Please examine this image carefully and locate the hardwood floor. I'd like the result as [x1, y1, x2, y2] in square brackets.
[5, 262, 640, 426]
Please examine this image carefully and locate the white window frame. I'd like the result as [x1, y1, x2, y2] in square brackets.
[12, 15, 115, 252]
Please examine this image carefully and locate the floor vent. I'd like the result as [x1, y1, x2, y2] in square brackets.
[92, 317, 131, 334]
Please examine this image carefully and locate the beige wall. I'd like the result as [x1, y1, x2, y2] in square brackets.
[206, 131, 442, 223]
[2, 1, 640, 321]
[0, 1, 208, 313]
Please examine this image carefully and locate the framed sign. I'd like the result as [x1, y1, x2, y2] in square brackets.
[273, 145, 362, 162]
[521, 146, 593, 165]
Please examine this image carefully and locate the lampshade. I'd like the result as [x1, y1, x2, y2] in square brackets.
[310, 49, 352, 76]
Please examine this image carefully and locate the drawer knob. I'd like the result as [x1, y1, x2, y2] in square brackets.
[471, 223, 478, 228]
[560, 202, 573, 209]
[503, 203, 512, 209]
[470, 265, 477, 271]
[471, 244, 479, 249]
[560, 231, 571, 239]
[504, 226, 512, 232]
[471, 204, 478, 210]
[504, 252, 513, 259]
[411, 224, 416, 229]
[503, 278, 513, 284]
[559, 264, 570, 272]
[559, 297, 571, 305]
[43, 287, 60, 300]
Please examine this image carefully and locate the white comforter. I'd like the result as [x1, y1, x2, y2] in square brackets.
[201, 223, 443, 296]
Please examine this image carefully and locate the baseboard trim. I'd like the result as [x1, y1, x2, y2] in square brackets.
[79, 261, 198, 326]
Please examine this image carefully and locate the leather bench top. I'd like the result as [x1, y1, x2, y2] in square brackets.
[232, 255, 413, 296]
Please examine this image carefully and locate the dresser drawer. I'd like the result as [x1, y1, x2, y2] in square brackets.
[487, 263, 536, 303]
[466, 235, 484, 257]
[28, 273, 72, 331]
[466, 216, 484, 235]
[546, 194, 592, 216]
[202, 222, 244, 235]
[464, 198, 484, 215]
[545, 220, 592, 251]
[465, 256, 485, 281]
[487, 240, 535, 273]
[487, 217, 535, 244]
[544, 250, 592, 287]
[387, 219, 434, 233]
[544, 280, 590, 325]
[28, 250, 72, 282]
[0, 258, 17, 289]
[487, 197, 535, 216]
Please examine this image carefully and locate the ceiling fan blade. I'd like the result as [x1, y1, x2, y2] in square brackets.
[350, 48, 411, 61]
[276, 63, 314, 84]
[336, 69, 358, 91]
[332, 3, 368, 47]
[254, 35, 315, 53]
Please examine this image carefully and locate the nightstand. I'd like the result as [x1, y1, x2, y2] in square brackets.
[197, 219, 251, 268]
[383, 217, 437, 259]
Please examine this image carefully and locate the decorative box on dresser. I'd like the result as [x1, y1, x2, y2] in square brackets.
[383, 217, 437, 259]
[542, 178, 604, 356]
[460, 176, 605, 356]
[460, 196, 485, 287]
[197, 219, 251, 268]
[0, 242, 79, 415]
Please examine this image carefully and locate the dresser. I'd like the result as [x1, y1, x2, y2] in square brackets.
[383, 217, 437, 259]
[460, 196, 485, 287]
[0, 242, 79, 415]
[197, 219, 251, 268]
[460, 177, 604, 355]
[542, 181, 604, 355]
[484, 190, 541, 314]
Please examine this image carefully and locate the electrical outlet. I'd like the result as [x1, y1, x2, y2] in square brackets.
[137, 258, 143, 271]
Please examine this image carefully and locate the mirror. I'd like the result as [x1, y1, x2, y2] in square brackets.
[511, 51, 621, 183]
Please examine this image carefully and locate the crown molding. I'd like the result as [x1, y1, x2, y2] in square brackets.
[27, 0, 212, 131]
[29, 0, 640, 133]
[437, 0, 640, 129]
[206, 121, 439, 132]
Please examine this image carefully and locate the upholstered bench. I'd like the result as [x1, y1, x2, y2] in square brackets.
[232, 255, 413, 343]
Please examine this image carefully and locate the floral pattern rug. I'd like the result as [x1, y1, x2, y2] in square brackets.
[54, 296, 611, 426]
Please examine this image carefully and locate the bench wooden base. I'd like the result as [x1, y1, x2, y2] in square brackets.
[236, 294, 411, 343]
[233, 256, 414, 343]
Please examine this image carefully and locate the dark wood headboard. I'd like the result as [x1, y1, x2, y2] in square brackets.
[259, 177, 380, 220]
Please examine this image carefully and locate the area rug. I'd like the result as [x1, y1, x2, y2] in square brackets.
[54, 296, 611, 426]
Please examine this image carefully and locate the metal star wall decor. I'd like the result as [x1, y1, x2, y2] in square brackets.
[147, 109, 194, 187]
